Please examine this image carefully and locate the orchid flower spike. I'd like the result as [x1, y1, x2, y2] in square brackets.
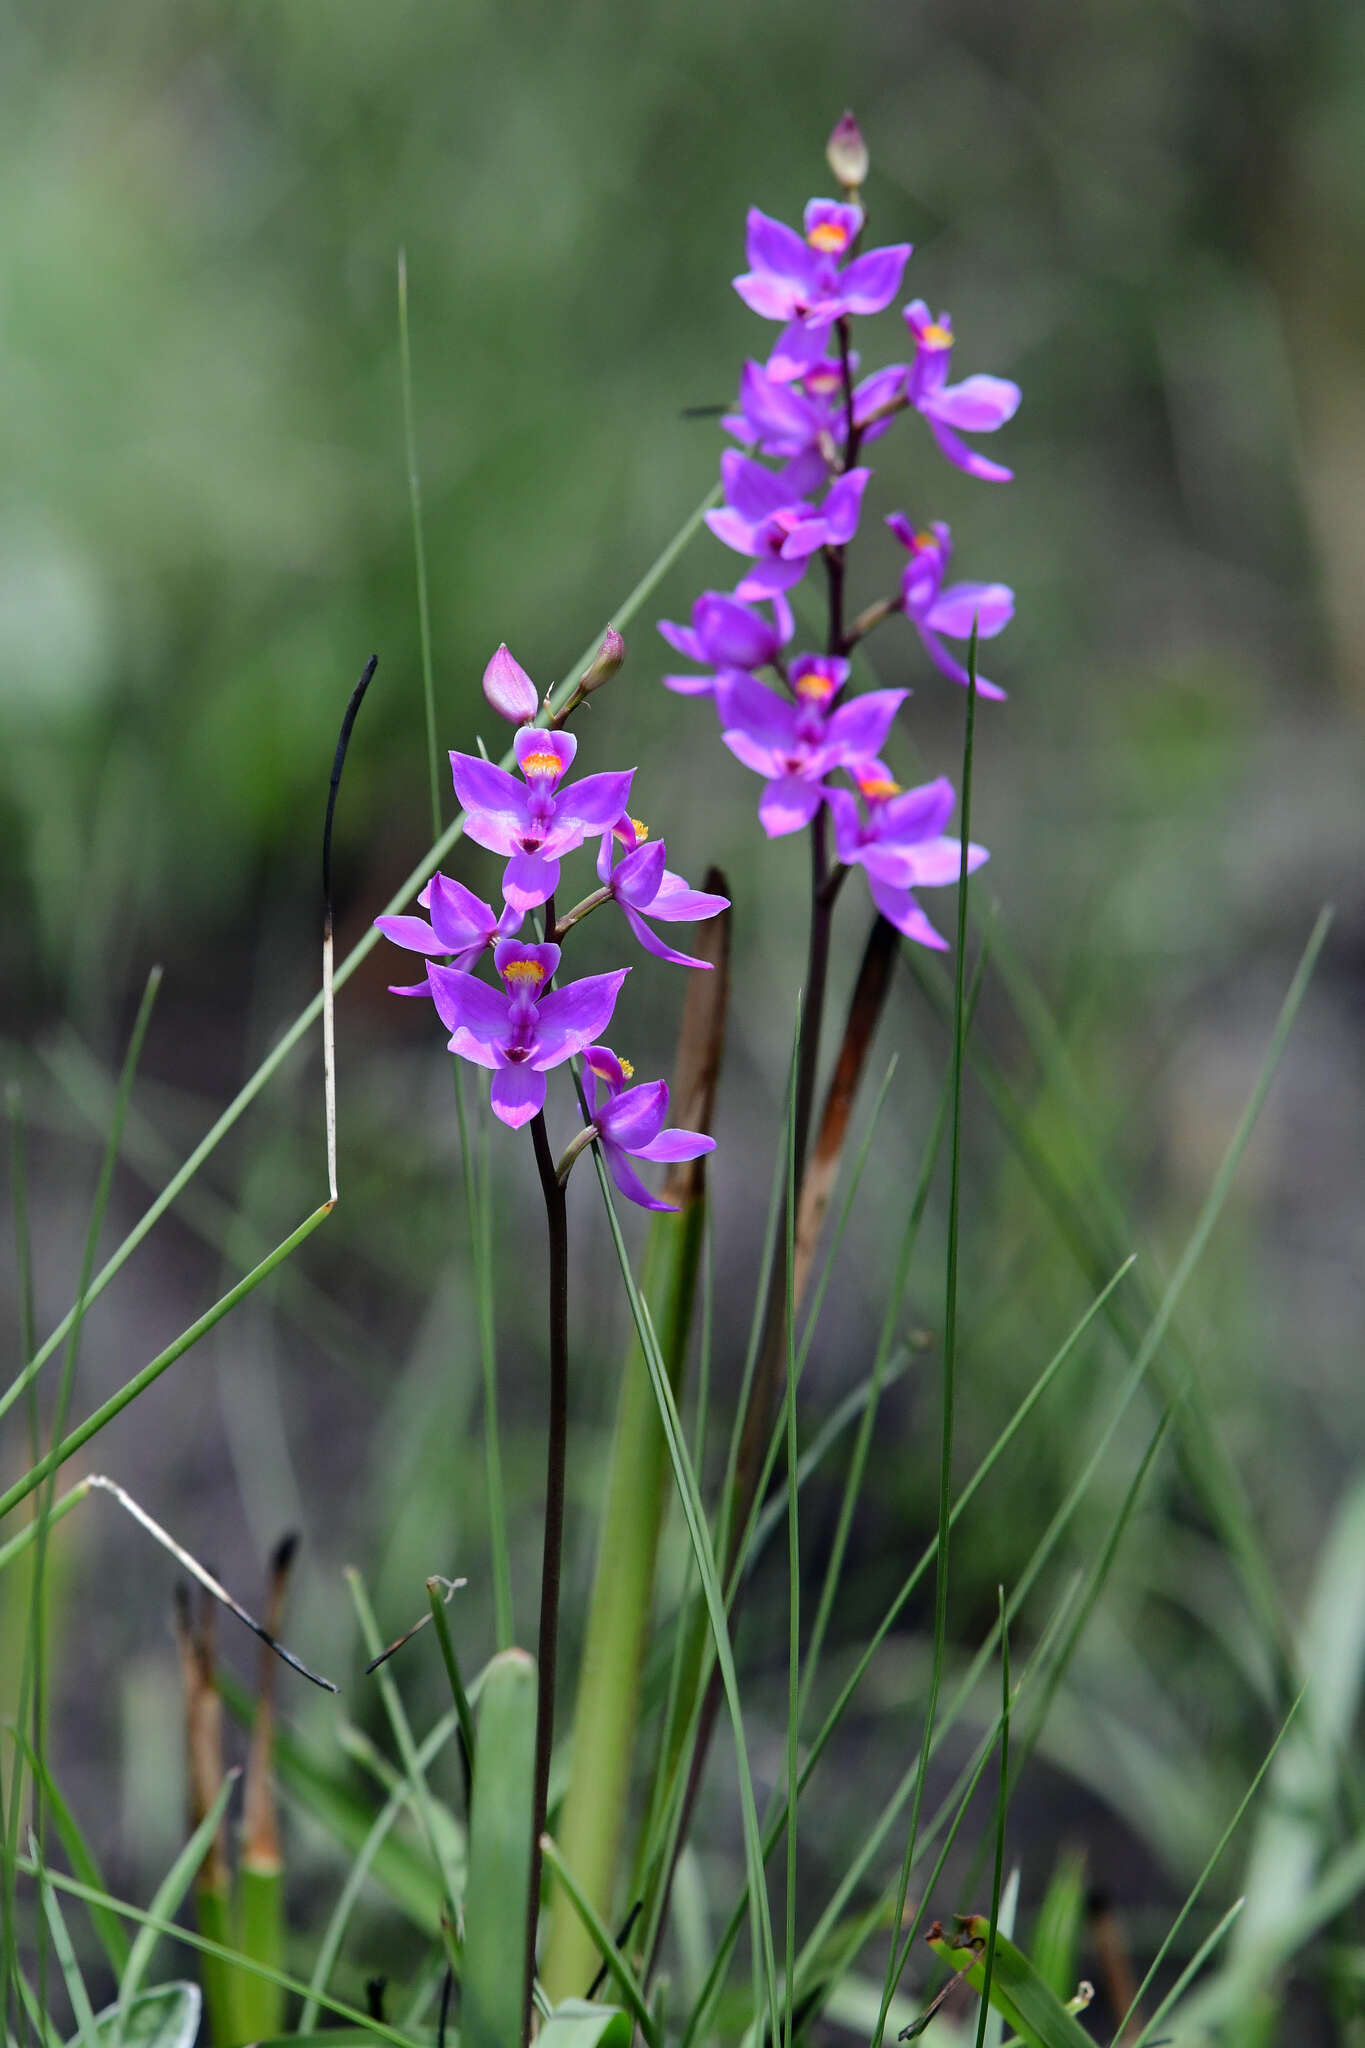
[427, 939, 627, 1129]
[579, 1046, 715, 1211]
[450, 729, 633, 911]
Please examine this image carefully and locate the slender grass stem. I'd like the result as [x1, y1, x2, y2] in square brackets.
[526, 1109, 570, 2040]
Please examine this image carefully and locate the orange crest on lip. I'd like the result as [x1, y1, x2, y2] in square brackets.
[521, 750, 562, 779]
[858, 773, 902, 802]
[920, 322, 952, 348]
[503, 959, 547, 986]
[807, 221, 850, 254]
[794, 666, 838, 701]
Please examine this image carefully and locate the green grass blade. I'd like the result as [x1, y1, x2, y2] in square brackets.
[872, 645, 979, 2048]
[927, 1922, 1096, 2048]
[346, 1570, 464, 1926]
[0, 1204, 334, 1526]
[1028, 1850, 1086, 2005]
[117, 1771, 238, 2032]
[12, 1855, 426, 2048]
[34, 1835, 100, 2048]
[1117, 1688, 1304, 2042]
[1130, 1897, 1246, 2046]
[587, 1145, 782, 2048]
[397, 249, 442, 842]
[296, 1706, 460, 2032]
[462, 1648, 537, 2048]
[5, 483, 722, 1425]
[1, 1726, 129, 1976]
[973, 1594, 1012, 2048]
[538, 1838, 657, 2048]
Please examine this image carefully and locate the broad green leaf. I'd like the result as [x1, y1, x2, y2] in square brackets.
[1028, 1850, 1086, 2004]
[462, 1648, 537, 2048]
[537, 2001, 631, 2048]
[68, 1986, 201, 2048]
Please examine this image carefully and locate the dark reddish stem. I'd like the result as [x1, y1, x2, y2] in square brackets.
[525, 1108, 569, 2042]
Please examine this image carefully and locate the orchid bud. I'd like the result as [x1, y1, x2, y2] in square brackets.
[826, 111, 868, 191]
[578, 626, 626, 698]
[482, 644, 539, 725]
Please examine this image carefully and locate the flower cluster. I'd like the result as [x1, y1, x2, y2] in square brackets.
[658, 113, 1016, 944]
[376, 644, 723, 1202]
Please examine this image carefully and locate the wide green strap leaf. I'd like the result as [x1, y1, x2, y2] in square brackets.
[68, 1986, 201, 2048]
[462, 1648, 537, 2048]
[537, 2001, 631, 2048]
[928, 1919, 1094, 2048]
[1027, 1850, 1086, 2005]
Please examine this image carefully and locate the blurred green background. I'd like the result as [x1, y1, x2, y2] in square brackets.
[3, 0, 1364, 2033]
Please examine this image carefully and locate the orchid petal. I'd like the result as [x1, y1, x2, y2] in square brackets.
[531, 968, 629, 1068]
[555, 768, 636, 833]
[925, 581, 1015, 640]
[922, 373, 1021, 433]
[716, 670, 802, 750]
[642, 870, 730, 922]
[927, 415, 1014, 483]
[611, 837, 667, 908]
[867, 873, 950, 950]
[745, 209, 819, 288]
[427, 963, 510, 1051]
[836, 243, 912, 315]
[759, 774, 826, 837]
[619, 901, 713, 970]
[821, 467, 872, 545]
[633, 1128, 716, 1164]
[514, 727, 577, 780]
[502, 849, 561, 911]
[767, 317, 833, 383]
[602, 1140, 678, 1212]
[915, 625, 1008, 700]
[825, 688, 907, 763]
[490, 1065, 547, 1129]
[721, 449, 799, 521]
[597, 1077, 670, 1150]
[374, 914, 448, 956]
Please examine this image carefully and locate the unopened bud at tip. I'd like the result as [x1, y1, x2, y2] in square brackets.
[482, 643, 539, 725]
[579, 626, 626, 697]
[826, 111, 868, 190]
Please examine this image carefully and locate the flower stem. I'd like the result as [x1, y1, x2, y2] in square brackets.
[526, 1108, 570, 2041]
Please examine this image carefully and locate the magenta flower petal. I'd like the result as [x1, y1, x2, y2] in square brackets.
[718, 669, 802, 745]
[824, 688, 908, 762]
[483, 644, 540, 725]
[597, 1077, 670, 1150]
[705, 507, 760, 554]
[494, 938, 560, 983]
[619, 901, 713, 970]
[490, 1065, 548, 1129]
[923, 374, 1021, 433]
[657, 618, 704, 660]
[641, 871, 731, 923]
[389, 978, 434, 998]
[778, 515, 832, 560]
[696, 591, 784, 669]
[603, 1142, 678, 1212]
[427, 873, 500, 951]
[768, 317, 833, 383]
[721, 450, 796, 521]
[836, 243, 912, 314]
[821, 467, 872, 545]
[449, 753, 528, 851]
[531, 968, 629, 1068]
[927, 417, 1014, 482]
[880, 776, 957, 841]
[868, 873, 949, 950]
[584, 1045, 628, 1093]
[555, 768, 636, 834]
[925, 581, 1015, 640]
[502, 849, 561, 912]
[633, 1128, 716, 1164]
[610, 838, 667, 909]
[514, 727, 578, 786]
[896, 836, 990, 888]
[663, 669, 722, 698]
[744, 208, 819, 290]
[734, 555, 809, 599]
[917, 626, 1008, 700]
[427, 964, 510, 1060]
[759, 775, 826, 837]
[373, 914, 449, 956]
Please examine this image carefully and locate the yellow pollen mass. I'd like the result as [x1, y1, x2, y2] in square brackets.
[914, 530, 936, 551]
[807, 221, 849, 253]
[631, 817, 649, 842]
[522, 750, 561, 778]
[921, 322, 952, 347]
[859, 774, 901, 801]
[503, 959, 546, 986]
[795, 668, 837, 700]
[618, 1057, 635, 1079]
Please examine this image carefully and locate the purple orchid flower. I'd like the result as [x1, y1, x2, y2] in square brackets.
[716, 657, 907, 836]
[733, 202, 912, 383]
[657, 588, 793, 696]
[886, 515, 1013, 701]
[706, 452, 871, 600]
[594, 822, 730, 967]
[582, 1046, 715, 1212]
[723, 355, 905, 480]
[427, 939, 627, 1129]
[374, 873, 523, 994]
[449, 728, 633, 912]
[827, 765, 988, 949]
[903, 301, 1021, 482]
